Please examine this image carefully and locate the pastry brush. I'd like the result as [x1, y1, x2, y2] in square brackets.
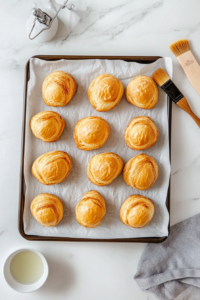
[170, 39, 200, 95]
[152, 68, 200, 128]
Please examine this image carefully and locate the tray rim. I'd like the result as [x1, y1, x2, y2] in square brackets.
[18, 55, 171, 243]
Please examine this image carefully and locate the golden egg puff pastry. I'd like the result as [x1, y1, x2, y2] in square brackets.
[123, 154, 158, 190]
[87, 74, 124, 112]
[124, 116, 158, 150]
[87, 152, 124, 186]
[30, 111, 65, 142]
[120, 195, 155, 228]
[126, 75, 158, 109]
[42, 70, 77, 107]
[31, 193, 64, 227]
[32, 151, 72, 185]
[75, 190, 106, 228]
[74, 116, 110, 150]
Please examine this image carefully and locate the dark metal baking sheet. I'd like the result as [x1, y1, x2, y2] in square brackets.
[18, 55, 171, 243]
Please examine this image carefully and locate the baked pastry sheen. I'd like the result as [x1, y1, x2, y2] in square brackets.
[31, 193, 64, 227]
[126, 75, 158, 109]
[74, 116, 110, 150]
[75, 190, 106, 228]
[42, 71, 77, 107]
[88, 74, 124, 111]
[120, 195, 155, 228]
[32, 151, 72, 185]
[87, 152, 124, 186]
[123, 154, 158, 190]
[124, 116, 158, 150]
[30, 111, 65, 142]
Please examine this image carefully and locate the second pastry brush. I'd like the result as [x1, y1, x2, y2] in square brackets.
[170, 39, 200, 95]
[152, 68, 200, 128]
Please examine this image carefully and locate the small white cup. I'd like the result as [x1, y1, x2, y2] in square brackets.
[4, 248, 49, 293]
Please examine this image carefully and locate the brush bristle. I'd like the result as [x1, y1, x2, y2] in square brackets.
[169, 39, 190, 57]
[152, 68, 170, 87]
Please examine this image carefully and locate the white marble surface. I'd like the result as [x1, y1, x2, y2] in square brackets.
[1, 0, 200, 299]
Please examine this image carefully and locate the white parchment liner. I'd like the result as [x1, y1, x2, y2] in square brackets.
[23, 57, 172, 239]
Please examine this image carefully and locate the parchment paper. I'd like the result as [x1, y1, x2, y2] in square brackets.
[23, 57, 172, 239]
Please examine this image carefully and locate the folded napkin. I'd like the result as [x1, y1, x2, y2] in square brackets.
[134, 214, 200, 300]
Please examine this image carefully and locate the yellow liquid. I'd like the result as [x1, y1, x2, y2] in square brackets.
[10, 251, 44, 285]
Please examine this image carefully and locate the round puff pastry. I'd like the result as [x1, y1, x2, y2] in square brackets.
[124, 116, 158, 150]
[42, 71, 77, 107]
[75, 190, 106, 228]
[31, 193, 64, 227]
[126, 75, 158, 109]
[123, 154, 158, 190]
[32, 151, 72, 185]
[87, 152, 124, 186]
[120, 195, 155, 228]
[87, 74, 124, 111]
[74, 116, 110, 150]
[30, 111, 65, 142]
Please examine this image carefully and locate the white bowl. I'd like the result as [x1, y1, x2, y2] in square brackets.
[4, 248, 49, 293]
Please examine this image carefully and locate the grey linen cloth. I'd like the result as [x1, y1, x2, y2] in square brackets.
[134, 214, 200, 300]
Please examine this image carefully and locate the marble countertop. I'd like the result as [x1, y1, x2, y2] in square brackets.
[1, 0, 200, 299]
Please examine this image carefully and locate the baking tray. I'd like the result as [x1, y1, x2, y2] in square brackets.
[19, 55, 171, 243]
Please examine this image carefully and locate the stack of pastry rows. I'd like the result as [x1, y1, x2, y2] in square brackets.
[30, 71, 159, 230]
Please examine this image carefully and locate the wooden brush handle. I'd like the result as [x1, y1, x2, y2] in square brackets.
[177, 97, 200, 127]
[177, 51, 200, 95]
